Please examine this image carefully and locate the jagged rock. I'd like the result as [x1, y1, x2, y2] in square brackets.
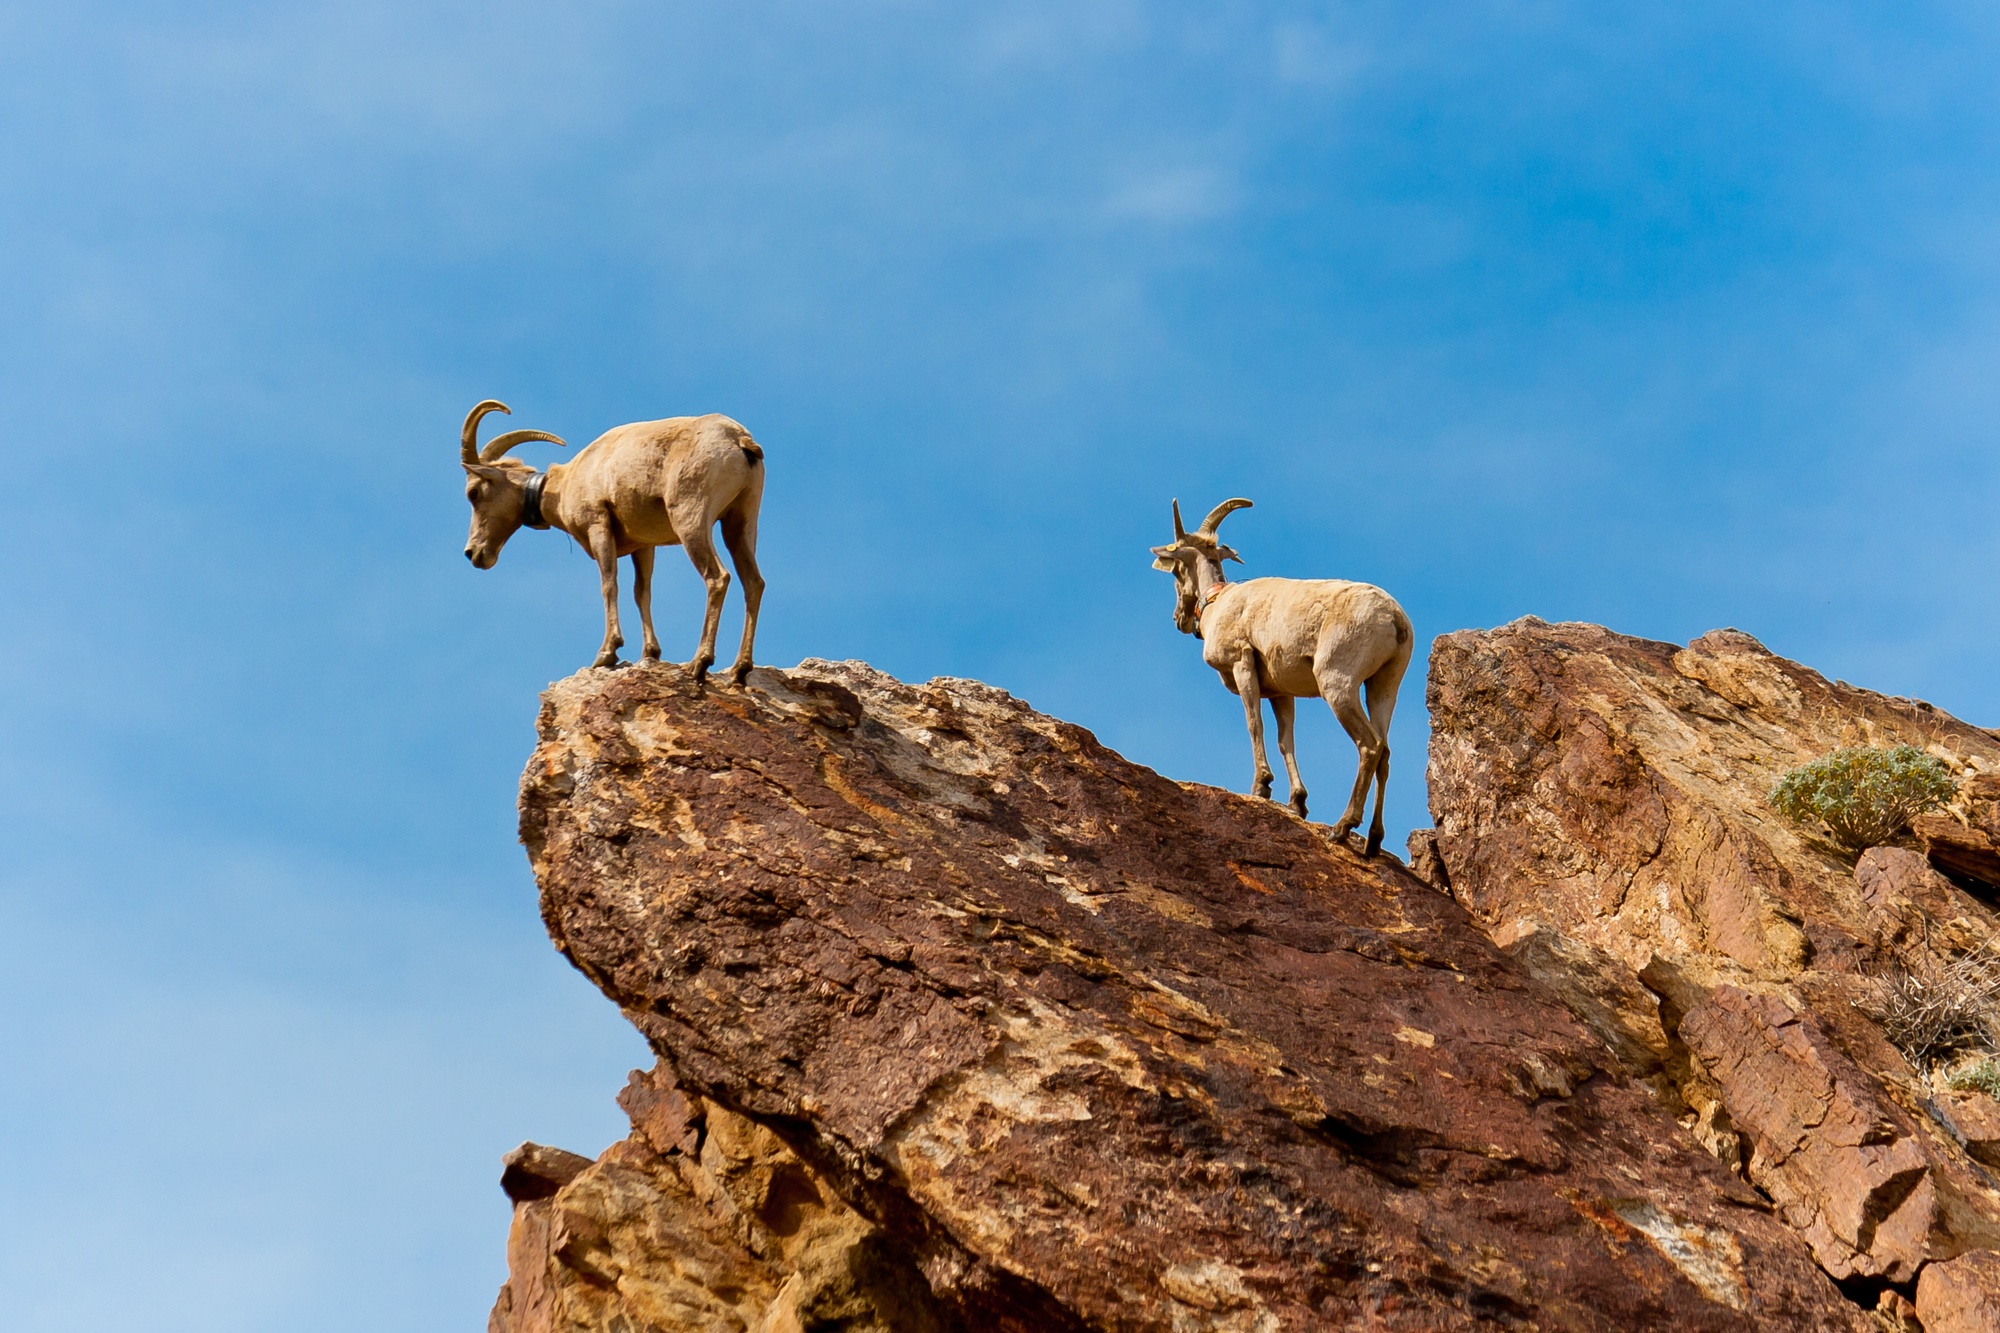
[1404, 827, 1450, 891]
[496, 657, 1872, 1331]
[1875, 1287, 1923, 1332]
[1935, 1089, 2000, 1170]
[1679, 987, 1933, 1282]
[1425, 619, 2000, 1290]
[1916, 1249, 2000, 1332]
[491, 1062, 949, 1333]
[1918, 772, 2000, 892]
[500, 1142, 595, 1203]
[1501, 926, 1670, 1081]
[1855, 847, 1992, 957]
[1916, 813, 2000, 895]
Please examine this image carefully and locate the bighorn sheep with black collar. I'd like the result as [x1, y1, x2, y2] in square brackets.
[1151, 498, 1411, 856]
[460, 400, 766, 681]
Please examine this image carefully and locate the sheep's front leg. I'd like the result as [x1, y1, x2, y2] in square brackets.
[1231, 658, 1276, 801]
[630, 546, 661, 662]
[1271, 695, 1308, 818]
[587, 523, 624, 668]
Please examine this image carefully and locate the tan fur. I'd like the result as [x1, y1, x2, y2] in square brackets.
[460, 400, 765, 681]
[1152, 498, 1412, 856]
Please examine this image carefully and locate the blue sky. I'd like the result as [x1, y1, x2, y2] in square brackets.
[3, 3, 1997, 1328]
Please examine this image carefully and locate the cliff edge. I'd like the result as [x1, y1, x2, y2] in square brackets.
[490, 657, 1863, 1331]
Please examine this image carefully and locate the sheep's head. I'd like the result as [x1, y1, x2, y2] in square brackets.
[460, 400, 566, 568]
[1150, 497, 1249, 636]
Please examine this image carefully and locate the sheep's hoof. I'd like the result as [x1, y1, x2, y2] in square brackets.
[1289, 791, 1309, 818]
[1253, 780, 1273, 800]
[1364, 829, 1384, 858]
[641, 645, 661, 663]
[728, 662, 753, 686]
[592, 651, 621, 669]
[690, 657, 714, 684]
[1330, 819, 1356, 844]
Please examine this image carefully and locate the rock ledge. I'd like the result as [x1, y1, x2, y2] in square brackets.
[492, 657, 1865, 1332]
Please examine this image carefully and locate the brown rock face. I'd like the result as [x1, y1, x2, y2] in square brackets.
[1935, 1090, 2000, 1171]
[1916, 1248, 2000, 1332]
[1424, 618, 2000, 1294]
[495, 657, 1870, 1331]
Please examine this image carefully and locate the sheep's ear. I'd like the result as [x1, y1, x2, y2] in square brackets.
[463, 462, 511, 482]
[1152, 556, 1177, 572]
[1219, 544, 1243, 564]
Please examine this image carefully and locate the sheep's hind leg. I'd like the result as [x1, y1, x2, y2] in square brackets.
[587, 523, 624, 669]
[720, 504, 764, 685]
[1319, 674, 1384, 849]
[680, 521, 731, 683]
[1361, 660, 1404, 858]
[1231, 659, 1276, 801]
[1271, 695, 1308, 817]
[631, 547, 661, 662]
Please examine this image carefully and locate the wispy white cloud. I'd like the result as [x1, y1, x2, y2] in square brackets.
[1272, 19, 1373, 89]
[1101, 163, 1238, 223]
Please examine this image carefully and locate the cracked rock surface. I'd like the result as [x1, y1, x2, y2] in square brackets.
[492, 657, 1864, 1331]
[1423, 618, 2000, 1296]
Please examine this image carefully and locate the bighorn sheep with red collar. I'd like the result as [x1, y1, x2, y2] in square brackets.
[1151, 498, 1412, 856]
[460, 400, 766, 682]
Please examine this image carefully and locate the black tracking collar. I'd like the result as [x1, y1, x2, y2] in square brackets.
[522, 472, 550, 530]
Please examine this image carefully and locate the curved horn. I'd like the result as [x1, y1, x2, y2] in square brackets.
[1197, 497, 1253, 537]
[1171, 499, 1187, 542]
[480, 429, 568, 463]
[461, 400, 511, 464]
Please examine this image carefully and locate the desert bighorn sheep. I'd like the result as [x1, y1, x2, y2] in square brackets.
[460, 400, 766, 681]
[1151, 498, 1412, 856]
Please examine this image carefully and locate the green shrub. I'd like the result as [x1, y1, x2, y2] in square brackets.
[1949, 1057, 2000, 1099]
[1769, 745, 1956, 852]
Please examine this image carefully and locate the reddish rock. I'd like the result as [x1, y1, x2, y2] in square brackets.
[1916, 813, 2000, 894]
[1925, 773, 2000, 892]
[1502, 926, 1670, 1081]
[1405, 827, 1450, 892]
[1425, 620, 2000, 1289]
[1916, 1249, 2000, 1333]
[498, 658, 1873, 1331]
[489, 1188, 560, 1333]
[1679, 987, 1933, 1282]
[1936, 1089, 2000, 1170]
[1875, 1287, 1923, 1332]
[1855, 847, 1992, 957]
[499, 1142, 593, 1203]
[489, 1077, 945, 1333]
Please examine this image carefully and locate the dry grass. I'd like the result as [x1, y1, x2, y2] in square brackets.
[1872, 942, 2000, 1071]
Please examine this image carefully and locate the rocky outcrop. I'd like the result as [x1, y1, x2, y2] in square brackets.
[1916, 776, 2000, 890]
[1422, 618, 2000, 1303]
[493, 658, 1869, 1331]
[490, 1066, 952, 1333]
[1917, 1248, 2000, 1331]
